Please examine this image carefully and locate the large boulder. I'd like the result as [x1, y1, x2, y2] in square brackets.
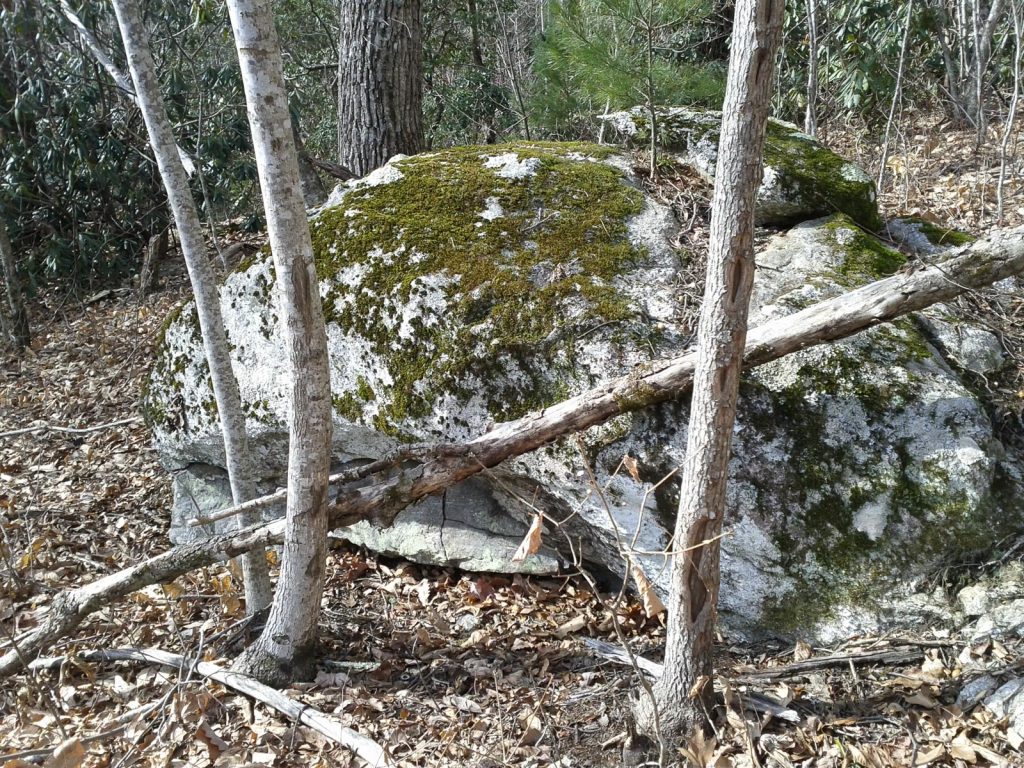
[144, 142, 1022, 640]
[602, 106, 883, 230]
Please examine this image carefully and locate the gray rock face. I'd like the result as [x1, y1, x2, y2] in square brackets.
[145, 143, 1022, 640]
[959, 562, 1024, 641]
[887, 218, 1006, 375]
[602, 107, 882, 229]
[985, 678, 1024, 749]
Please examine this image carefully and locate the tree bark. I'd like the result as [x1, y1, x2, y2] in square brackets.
[633, 0, 785, 742]
[0, 218, 30, 350]
[3, 225, 1023, 680]
[337, 0, 423, 176]
[964, 0, 1005, 131]
[291, 113, 327, 207]
[111, 0, 272, 612]
[804, 0, 819, 136]
[225, 0, 334, 687]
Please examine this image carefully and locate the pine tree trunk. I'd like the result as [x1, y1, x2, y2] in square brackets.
[633, 0, 785, 742]
[337, 0, 423, 176]
[225, 0, 334, 687]
[110, 0, 271, 612]
[0, 218, 30, 351]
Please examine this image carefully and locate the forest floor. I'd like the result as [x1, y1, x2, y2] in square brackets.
[2, 114, 1024, 767]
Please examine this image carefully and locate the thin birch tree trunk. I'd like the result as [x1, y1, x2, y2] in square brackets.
[997, 0, 1022, 223]
[878, 0, 915, 194]
[225, 0, 334, 687]
[804, 0, 819, 137]
[634, 0, 785, 742]
[0, 218, 30, 351]
[937, 3, 968, 121]
[110, 0, 271, 612]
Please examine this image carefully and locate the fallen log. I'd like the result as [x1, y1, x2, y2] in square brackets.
[2, 228, 1022, 678]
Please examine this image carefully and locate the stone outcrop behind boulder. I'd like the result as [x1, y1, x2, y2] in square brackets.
[603, 106, 883, 230]
[144, 142, 1022, 640]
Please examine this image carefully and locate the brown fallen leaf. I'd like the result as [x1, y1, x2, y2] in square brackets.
[623, 455, 641, 482]
[469, 577, 495, 602]
[905, 690, 940, 708]
[949, 732, 977, 763]
[520, 713, 543, 746]
[555, 614, 588, 638]
[194, 719, 229, 762]
[630, 563, 665, 617]
[512, 514, 543, 562]
[42, 739, 85, 768]
[913, 744, 946, 766]
[793, 639, 813, 662]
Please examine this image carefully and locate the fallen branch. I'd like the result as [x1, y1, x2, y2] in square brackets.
[305, 154, 356, 181]
[738, 648, 924, 678]
[2, 228, 1023, 677]
[26, 648, 390, 767]
[583, 638, 801, 722]
[0, 416, 141, 440]
[585, 635, 930, 680]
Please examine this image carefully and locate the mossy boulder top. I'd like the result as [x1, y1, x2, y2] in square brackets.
[603, 106, 882, 230]
[145, 143, 1021, 640]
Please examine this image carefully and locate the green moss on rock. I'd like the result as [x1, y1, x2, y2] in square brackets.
[305, 142, 649, 432]
[619, 108, 882, 230]
[824, 214, 906, 285]
[761, 123, 883, 232]
[904, 217, 976, 248]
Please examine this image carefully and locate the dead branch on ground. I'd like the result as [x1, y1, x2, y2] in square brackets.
[27, 647, 391, 766]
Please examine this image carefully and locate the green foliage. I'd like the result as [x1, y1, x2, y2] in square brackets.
[0, 3, 167, 283]
[777, 1, 959, 122]
[273, 0, 339, 160]
[0, 1, 265, 285]
[422, 0, 522, 147]
[531, 0, 726, 138]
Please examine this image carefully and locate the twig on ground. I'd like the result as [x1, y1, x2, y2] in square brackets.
[583, 638, 801, 723]
[0, 416, 142, 439]
[28, 647, 392, 767]
[1, 701, 161, 763]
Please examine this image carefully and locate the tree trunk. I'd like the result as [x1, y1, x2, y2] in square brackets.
[963, 0, 1005, 131]
[0, 218, 30, 351]
[337, 0, 423, 176]
[226, 0, 334, 687]
[633, 0, 785, 742]
[291, 114, 327, 208]
[110, 0, 272, 612]
[804, 0, 819, 136]
[5, 224, 1023, 680]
